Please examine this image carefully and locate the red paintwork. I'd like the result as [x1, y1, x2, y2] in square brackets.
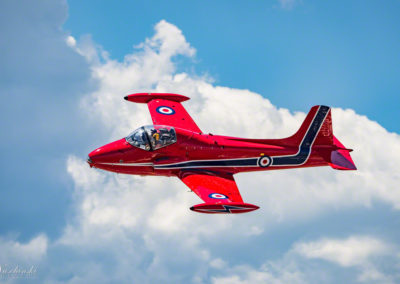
[180, 171, 243, 203]
[148, 98, 202, 133]
[124, 93, 190, 103]
[88, 93, 357, 214]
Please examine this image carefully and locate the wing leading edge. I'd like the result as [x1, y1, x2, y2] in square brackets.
[178, 171, 259, 214]
[125, 93, 202, 133]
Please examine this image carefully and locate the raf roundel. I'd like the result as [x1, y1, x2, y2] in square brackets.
[156, 106, 175, 115]
[258, 156, 272, 168]
[209, 193, 228, 199]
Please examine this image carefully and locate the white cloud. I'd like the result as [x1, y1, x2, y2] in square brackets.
[1, 14, 398, 282]
[136, 19, 195, 58]
[3, 0, 400, 282]
[66, 35, 76, 47]
[293, 236, 398, 283]
[48, 18, 400, 282]
[210, 235, 400, 284]
[357, 265, 395, 283]
[73, 20, 196, 140]
[212, 263, 307, 284]
[293, 236, 389, 267]
[69, 18, 400, 220]
[0, 234, 48, 264]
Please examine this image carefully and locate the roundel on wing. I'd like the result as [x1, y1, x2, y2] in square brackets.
[209, 193, 228, 199]
[156, 106, 175, 115]
[258, 156, 272, 168]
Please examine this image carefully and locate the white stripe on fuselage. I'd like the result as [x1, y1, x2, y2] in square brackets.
[99, 162, 153, 166]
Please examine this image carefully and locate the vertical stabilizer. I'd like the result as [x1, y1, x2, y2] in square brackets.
[278, 105, 356, 170]
[279, 105, 331, 147]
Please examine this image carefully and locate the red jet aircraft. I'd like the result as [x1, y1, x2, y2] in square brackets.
[88, 93, 356, 214]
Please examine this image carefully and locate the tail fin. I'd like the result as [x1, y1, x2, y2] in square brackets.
[291, 105, 356, 170]
[227, 105, 357, 170]
[275, 105, 357, 170]
[283, 105, 332, 147]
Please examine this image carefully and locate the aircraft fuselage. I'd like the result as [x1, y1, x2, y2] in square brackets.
[88, 126, 328, 176]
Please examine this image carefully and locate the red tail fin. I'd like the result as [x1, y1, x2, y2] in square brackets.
[293, 105, 356, 170]
[227, 105, 357, 170]
[280, 105, 332, 147]
[305, 106, 356, 170]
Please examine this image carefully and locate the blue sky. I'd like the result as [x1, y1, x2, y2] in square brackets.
[1, 0, 400, 283]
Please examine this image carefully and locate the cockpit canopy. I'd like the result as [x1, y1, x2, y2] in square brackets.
[126, 125, 177, 151]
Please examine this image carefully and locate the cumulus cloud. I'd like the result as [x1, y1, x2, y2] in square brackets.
[2, 4, 400, 280]
[40, 18, 400, 283]
[293, 236, 389, 267]
[211, 263, 307, 284]
[69, 18, 400, 224]
[0, 234, 48, 264]
[293, 236, 397, 283]
[211, 235, 399, 284]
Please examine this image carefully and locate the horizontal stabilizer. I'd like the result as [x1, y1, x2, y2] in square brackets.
[328, 136, 357, 170]
[190, 203, 259, 214]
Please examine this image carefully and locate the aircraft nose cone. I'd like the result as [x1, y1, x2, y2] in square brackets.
[87, 139, 130, 166]
[88, 146, 109, 164]
[87, 156, 93, 166]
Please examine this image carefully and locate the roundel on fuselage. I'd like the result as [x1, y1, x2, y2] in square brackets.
[258, 156, 272, 168]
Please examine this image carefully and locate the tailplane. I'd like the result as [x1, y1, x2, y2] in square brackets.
[328, 136, 357, 170]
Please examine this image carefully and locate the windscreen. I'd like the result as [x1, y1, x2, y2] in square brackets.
[126, 125, 176, 151]
[144, 125, 176, 150]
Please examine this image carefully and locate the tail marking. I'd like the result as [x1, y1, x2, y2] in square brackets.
[271, 106, 330, 167]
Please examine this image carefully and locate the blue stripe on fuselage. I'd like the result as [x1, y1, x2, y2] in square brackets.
[154, 158, 259, 169]
[271, 105, 329, 166]
[154, 106, 330, 170]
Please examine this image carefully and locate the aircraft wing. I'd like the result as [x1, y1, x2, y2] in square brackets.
[178, 171, 259, 214]
[124, 93, 202, 133]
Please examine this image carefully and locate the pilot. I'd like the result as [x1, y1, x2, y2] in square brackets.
[152, 130, 162, 148]
[152, 131, 160, 141]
